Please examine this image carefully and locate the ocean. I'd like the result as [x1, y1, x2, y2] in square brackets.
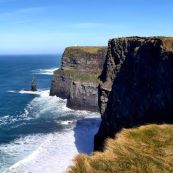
[0, 55, 100, 173]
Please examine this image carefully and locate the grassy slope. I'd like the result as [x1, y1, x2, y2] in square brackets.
[68, 124, 173, 173]
[54, 68, 100, 84]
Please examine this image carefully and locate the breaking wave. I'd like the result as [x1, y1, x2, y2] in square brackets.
[2, 131, 78, 173]
[0, 89, 100, 173]
[32, 68, 59, 75]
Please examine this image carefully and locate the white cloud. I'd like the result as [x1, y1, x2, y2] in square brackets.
[0, 6, 46, 17]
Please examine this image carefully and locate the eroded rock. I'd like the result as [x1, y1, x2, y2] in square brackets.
[50, 46, 107, 112]
[95, 37, 173, 150]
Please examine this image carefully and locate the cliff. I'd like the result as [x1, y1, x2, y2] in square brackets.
[50, 46, 107, 111]
[95, 37, 173, 150]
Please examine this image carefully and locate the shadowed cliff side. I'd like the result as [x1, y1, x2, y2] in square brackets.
[50, 46, 107, 112]
[95, 37, 173, 150]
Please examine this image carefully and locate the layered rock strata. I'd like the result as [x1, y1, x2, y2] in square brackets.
[50, 47, 107, 112]
[94, 37, 173, 150]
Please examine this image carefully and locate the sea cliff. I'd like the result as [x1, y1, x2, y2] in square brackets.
[95, 37, 173, 150]
[50, 46, 107, 111]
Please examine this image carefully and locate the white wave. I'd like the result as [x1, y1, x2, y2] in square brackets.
[8, 89, 48, 96]
[8, 90, 43, 95]
[19, 90, 42, 95]
[3, 88, 98, 125]
[1, 89, 100, 173]
[32, 68, 59, 75]
[2, 89, 99, 127]
[1, 90, 65, 126]
[0, 109, 30, 126]
[8, 90, 16, 93]
[20, 89, 97, 120]
[4, 131, 78, 173]
[25, 90, 70, 118]
[1, 89, 99, 127]
[2, 115, 100, 173]
[59, 120, 76, 125]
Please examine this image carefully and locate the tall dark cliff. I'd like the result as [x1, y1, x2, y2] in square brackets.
[50, 46, 107, 112]
[94, 37, 173, 150]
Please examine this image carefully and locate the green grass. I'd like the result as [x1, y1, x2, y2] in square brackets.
[54, 68, 100, 84]
[68, 124, 173, 173]
[64, 46, 107, 55]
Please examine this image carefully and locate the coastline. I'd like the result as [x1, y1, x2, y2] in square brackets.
[0, 55, 101, 173]
[3, 94, 100, 173]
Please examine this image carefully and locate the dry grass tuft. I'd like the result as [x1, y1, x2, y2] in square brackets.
[68, 124, 173, 173]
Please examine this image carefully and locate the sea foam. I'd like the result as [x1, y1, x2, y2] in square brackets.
[4, 117, 100, 173]
[32, 68, 59, 75]
[1, 89, 100, 173]
[4, 131, 78, 173]
[2, 90, 66, 126]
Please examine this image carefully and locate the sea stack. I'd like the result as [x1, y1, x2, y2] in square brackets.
[31, 76, 37, 91]
[95, 37, 173, 151]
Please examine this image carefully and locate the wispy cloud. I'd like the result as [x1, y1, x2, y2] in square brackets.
[0, 6, 47, 24]
[73, 22, 125, 31]
[0, 6, 46, 16]
[16, 6, 47, 14]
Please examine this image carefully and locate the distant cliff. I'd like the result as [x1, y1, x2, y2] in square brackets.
[50, 46, 107, 112]
[95, 37, 173, 150]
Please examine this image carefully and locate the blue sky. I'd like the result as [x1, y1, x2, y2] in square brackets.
[0, 0, 172, 54]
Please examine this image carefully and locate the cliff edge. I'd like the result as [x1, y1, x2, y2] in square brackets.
[95, 37, 173, 150]
[50, 46, 107, 112]
[69, 124, 173, 173]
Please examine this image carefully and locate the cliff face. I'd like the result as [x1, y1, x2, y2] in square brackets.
[50, 47, 107, 111]
[95, 37, 173, 150]
[62, 47, 106, 70]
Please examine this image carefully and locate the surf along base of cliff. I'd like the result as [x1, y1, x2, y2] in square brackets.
[1, 90, 100, 173]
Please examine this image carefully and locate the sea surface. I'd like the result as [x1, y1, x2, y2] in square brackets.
[0, 55, 100, 173]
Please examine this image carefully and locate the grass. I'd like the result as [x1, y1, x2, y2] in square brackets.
[111, 37, 173, 52]
[68, 124, 173, 173]
[161, 38, 173, 51]
[54, 68, 100, 84]
[64, 46, 107, 55]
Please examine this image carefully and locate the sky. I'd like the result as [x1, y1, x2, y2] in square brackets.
[0, 0, 173, 54]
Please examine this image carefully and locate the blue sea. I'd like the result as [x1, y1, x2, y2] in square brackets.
[0, 55, 100, 173]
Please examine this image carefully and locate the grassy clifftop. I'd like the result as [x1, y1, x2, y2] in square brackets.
[62, 46, 107, 72]
[54, 68, 100, 84]
[69, 124, 173, 173]
[64, 46, 107, 56]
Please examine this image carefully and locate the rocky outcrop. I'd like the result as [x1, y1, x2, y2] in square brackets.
[50, 46, 107, 112]
[67, 81, 99, 111]
[61, 47, 107, 71]
[94, 37, 173, 151]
